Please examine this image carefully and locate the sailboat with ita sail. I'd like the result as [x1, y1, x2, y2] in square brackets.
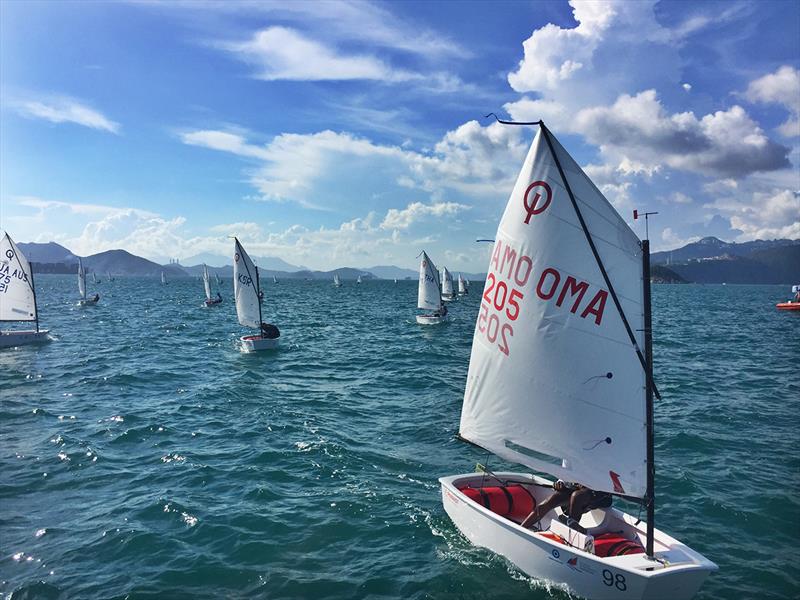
[233, 238, 280, 352]
[441, 267, 455, 301]
[439, 122, 716, 599]
[0, 232, 51, 347]
[77, 258, 99, 306]
[416, 251, 448, 325]
[457, 273, 468, 296]
[202, 264, 222, 306]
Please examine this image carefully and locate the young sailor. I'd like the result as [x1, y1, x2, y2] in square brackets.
[521, 480, 612, 531]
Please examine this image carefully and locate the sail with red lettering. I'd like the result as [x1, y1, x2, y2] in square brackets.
[458, 125, 647, 498]
[418, 251, 441, 310]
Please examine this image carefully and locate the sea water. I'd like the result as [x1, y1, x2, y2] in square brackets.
[1, 277, 798, 599]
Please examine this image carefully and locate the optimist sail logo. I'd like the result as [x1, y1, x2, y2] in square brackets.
[522, 180, 552, 224]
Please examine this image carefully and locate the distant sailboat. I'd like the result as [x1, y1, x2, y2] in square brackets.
[357, 275, 362, 284]
[78, 258, 99, 305]
[272, 275, 278, 284]
[394, 279, 398, 284]
[333, 273, 342, 287]
[0, 232, 51, 347]
[457, 273, 468, 296]
[161, 271, 167, 285]
[106, 271, 114, 282]
[234, 238, 280, 352]
[439, 122, 716, 599]
[91, 271, 98, 285]
[441, 267, 455, 301]
[202, 264, 222, 306]
[215, 272, 221, 286]
[416, 251, 447, 325]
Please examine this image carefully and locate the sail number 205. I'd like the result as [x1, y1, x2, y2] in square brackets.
[478, 272, 523, 356]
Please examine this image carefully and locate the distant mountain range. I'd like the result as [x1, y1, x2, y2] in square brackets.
[17, 242, 485, 281]
[652, 237, 799, 284]
[18, 236, 798, 284]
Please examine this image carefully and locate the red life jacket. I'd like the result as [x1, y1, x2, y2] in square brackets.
[593, 533, 645, 557]
[460, 485, 535, 521]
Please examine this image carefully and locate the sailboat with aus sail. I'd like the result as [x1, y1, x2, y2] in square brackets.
[440, 121, 716, 599]
[0, 232, 51, 347]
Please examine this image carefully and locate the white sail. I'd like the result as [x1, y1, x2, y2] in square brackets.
[458, 273, 467, 294]
[233, 238, 262, 329]
[92, 271, 97, 284]
[357, 275, 362, 284]
[78, 259, 87, 299]
[334, 274, 341, 286]
[272, 275, 277, 284]
[202, 264, 212, 300]
[0, 232, 37, 322]
[161, 271, 167, 285]
[417, 251, 441, 310]
[442, 268, 454, 297]
[458, 126, 647, 498]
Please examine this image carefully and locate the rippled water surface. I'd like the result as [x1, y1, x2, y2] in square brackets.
[1, 277, 798, 599]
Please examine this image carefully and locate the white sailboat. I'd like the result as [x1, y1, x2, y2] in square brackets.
[234, 238, 280, 352]
[416, 251, 448, 325]
[161, 271, 167, 285]
[440, 122, 716, 599]
[107, 271, 114, 282]
[202, 264, 222, 306]
[357, 275, 362, 284]
[457, 273, 468, 296]
[333, 273, 342, 287]
[441, 267, 455, 301]
[0, 232, 51, 347]
[91, 271, 98, 285]
[77, 258, 99, 306]
[272, 275, 278, 284]
[215, 272, 221, 286]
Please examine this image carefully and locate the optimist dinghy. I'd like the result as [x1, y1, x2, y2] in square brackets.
[202, 264, 223, 306]
[441, 267, 455, 301]
[440, 121, 716, 600]
[333, 273, 343, 287]
[233, 238, 280, 352]
[77, 258, 99, 306]
[416, 251, 448, 325]
[161, 271, 168, 285]
[458, 273, 468, 296]
[357, 275, 362, 284]
[0, 232, 51, 348]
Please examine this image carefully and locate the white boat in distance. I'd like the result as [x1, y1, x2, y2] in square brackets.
[457, 273, 468, 296]
[0, 232, 51, 348]
[77, 258, 99, 306]
[440, 122, 716, 599]
[234, 238, 280, 352]
[202, 264, 222, 306]
[161, 271, 167, 285]
[356, 275, 362, 284]
[416, 251, 448, 325]
[333, 273, 342, 287]
[441, 267, 455, 301]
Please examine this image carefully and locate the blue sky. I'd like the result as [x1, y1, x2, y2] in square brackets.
[1, 0, 798, 270]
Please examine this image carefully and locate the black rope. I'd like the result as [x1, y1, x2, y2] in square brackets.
[485, 113, 542, 126]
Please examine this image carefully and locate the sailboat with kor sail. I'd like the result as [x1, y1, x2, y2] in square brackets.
[440, 122, 716, 599]
[233, 238, 280, 352]
[0, 232, 51, 347]
[77, 258, 99, 306]
[416, 251, 448, 325]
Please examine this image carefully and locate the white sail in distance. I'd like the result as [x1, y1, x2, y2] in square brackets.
[78, 259, 87, 299]
[458, 274, 467, 294]
[417, 251, 441, 310]
[161, 271, 167, 285]
[0, 232, 37, 322]
[202, 264, 212, 300]
[233, 238, 262, 329]
[441, 268, 455, 297]
[459, 125, 647, 498]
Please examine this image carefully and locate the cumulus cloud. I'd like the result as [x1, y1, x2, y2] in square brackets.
[706, 188, 800, 240]
[13, 96, 120, 133]
[745, 65, 800, 137]
[380, 201, 468, 230]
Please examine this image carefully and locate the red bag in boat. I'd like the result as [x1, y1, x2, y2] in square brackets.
[460, 485, 535, 520]
[593, 533, 645, 557]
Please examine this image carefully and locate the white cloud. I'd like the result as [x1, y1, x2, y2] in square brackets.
[745, 65, 800, 137]
[221, 26, 414, 82]
[180, 130, 269, 160]
[682, 83, 692, 92]
[706, 188, 800, 240]
[13, 96, 120, 133]
[661, 227, 700, 249]
[380, 201, 468, 230]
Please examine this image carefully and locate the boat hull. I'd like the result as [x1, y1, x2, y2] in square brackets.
[442, 294, 456, 302]
[240, 334, 280, 352]
[204, 299, 223, 307]
[78, 298, 99, 306]
[0, 330, 52, 348]
[416, 314, 448, 325]
[440, 472, 716, 600]
[776, 302, 800, 311]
